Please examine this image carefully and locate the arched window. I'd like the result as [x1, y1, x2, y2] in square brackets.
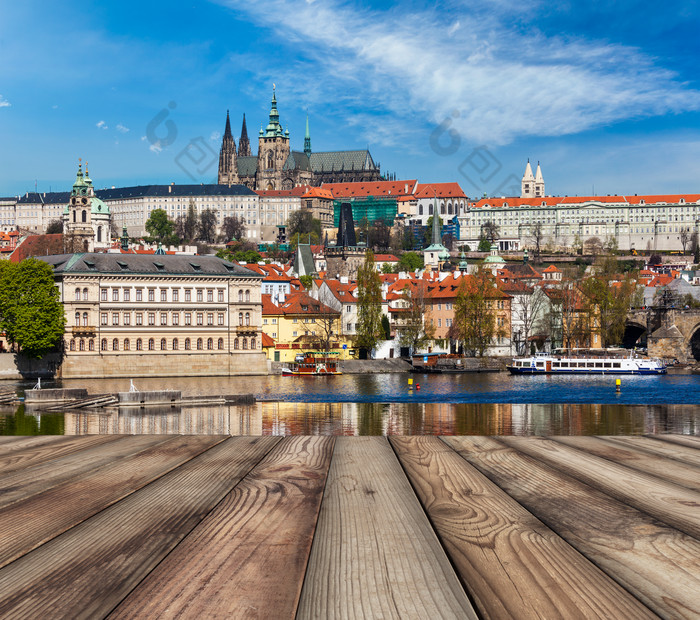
[245, 312, 250, 326]
[148, 338, 154, 351]
[160, 338, 167, 350]
[75, 312, 80, 326]
[185, 338, 191, 350]
[97, 226, 102, 243]
[447, 203, 453, 215]
[234, 338, 239, 350]
[100, 339, 106, 351]
[267, 151, 273, 169]
[79, 339, 85, 351]
[429, 204, 433, 215]
[238, 290, 243, 302]
[440, 203, 445, 215]
[83, 288, 88, 300]
[418, 204, 423, 216]
[71, 339, 76, 351]
[88, 340, 94, 351]
[75, 288, 81, 301]
[83, 312, 88, 326]
[197, 338, 203, 350]
[136, 338, 143, 351]
[81, 210, 87, 223]
[172, 338, 178, 351]
[124, 338, 130, 351]
[207, 338, 213, 350]
[239, 312, 244, 326]
[73, 211, 76, 223]
[242, 338, 248, 350]
[245, 290, 250, 302]
[112, 338, 119, 351]
[250, 338, 256, 350]
[218, 338, 224, 350]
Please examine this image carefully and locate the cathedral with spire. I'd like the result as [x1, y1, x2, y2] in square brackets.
[218, 88, 382, 190]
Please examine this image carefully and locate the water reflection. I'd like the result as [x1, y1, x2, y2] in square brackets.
[1, 402, 697, 436]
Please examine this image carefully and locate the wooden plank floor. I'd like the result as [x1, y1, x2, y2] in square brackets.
[0, 435, 698, 619]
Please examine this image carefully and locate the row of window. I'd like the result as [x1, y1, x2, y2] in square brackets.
[91, 288, 241, 303]
[68, 336, 257, 352]
[75, 310, 256, 327]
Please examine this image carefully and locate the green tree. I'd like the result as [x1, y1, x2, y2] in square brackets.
[145, 208, 178, 245]
[397, 251, 423, 272]
[0, 259, 66, 358]
[424, 215, 443, 245]
[477, 237, 492, 252]
[397, 282, 435, 352]
[581, 273, 639, 347]
[287, 210, 321, 240]
[299, 275, 314, 289]
[356, 250, 384, 356]
[176, 199, 199, 242]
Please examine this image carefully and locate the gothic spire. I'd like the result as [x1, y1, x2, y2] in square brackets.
[432, 198, 441, 245]
[238, 113, 251, 157]
[264, 85, 284, 138]
[224, 110, 232, 138]
[304, 114, 311, 156]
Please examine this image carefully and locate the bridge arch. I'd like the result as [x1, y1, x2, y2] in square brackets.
[622, 320, 647, 349]
[688, 322, 700, 362]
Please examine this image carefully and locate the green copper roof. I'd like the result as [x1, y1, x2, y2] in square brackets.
[263, 87, 285, 138]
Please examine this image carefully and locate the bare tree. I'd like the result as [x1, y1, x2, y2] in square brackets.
[198, 209, 218, 244]
[680, 227, 691, 254]
[584, 236, 604, 258]
[313, 301, 341, 353]
[396, 282, 435, 353]
[481, 221, 500, 243]
[530, 222, 544, 262]
[512, 287, 548, 355]
[220, 215, 246, 242]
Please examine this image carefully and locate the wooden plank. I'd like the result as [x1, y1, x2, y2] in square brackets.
[445, 436, 700, 619]
[110, 436, 333, 620]
[297, 437, 476, 620]
[0, 434, 124, 476]
[0, 435, 67, 452]
[392, 437, 654, 620]
[604, 435, 700, 468]
[0, 436, 280, 620]
[647, 434, 700, 452]
[552, 436, 700, 492]
[498, 435, 700, 539]
[0, 434, 226, 569]
[0, 435, 171, 510]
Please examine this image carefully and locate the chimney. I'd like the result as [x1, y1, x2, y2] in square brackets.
[278, 291, 285, 303]
[404, 183, 408, 194]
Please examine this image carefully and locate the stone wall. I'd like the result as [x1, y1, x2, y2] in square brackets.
[58, 352, 269, 379]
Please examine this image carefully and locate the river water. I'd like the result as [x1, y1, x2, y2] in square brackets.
[1, 372, 699, 436]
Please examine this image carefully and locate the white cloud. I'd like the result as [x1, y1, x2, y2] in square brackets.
[96, 120, 108, 129]
[116, 123, 129, 133]
[149, 141, 162, 154]
[0, 95, 10, 108]
[210, 130, 221, 141]
[216, 0, 700, 146]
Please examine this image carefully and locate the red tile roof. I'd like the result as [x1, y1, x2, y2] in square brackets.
[10, 234, 64, 263]
[374, 254, 399, 262]
[261, 332, 275, 347]
[323, 180, 417, 198]
[415, 183, 466, 199]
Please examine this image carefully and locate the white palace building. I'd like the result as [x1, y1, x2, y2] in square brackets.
[458, 163, 700, 253]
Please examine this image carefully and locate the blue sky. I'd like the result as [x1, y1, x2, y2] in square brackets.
[2, 0, 700, 198]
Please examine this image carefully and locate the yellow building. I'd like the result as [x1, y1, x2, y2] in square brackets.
[261, 291, 353, 362]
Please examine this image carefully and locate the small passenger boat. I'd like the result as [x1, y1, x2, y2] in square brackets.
[507, 350, 667, 375]
[282, 352, 342, 376]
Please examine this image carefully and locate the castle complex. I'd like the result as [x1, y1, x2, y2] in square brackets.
[217, 88, 382, 190]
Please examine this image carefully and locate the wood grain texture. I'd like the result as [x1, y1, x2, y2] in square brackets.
[110, 435, 333, 620]
[498, 435, 700, 539]
[0, 435, 170, 510]
[393, 436, 655, 620]
[0, 435, 67, 452]
[603, 436, 700, 468]
[643, 434, 700, 454]
[552, 435, 700, 492]
[444, 435, 700, 619]
[297, 436, 476, 620]
[0, 434, 224, 568]
[0, 436, 279, 620]
[0, 435, 122, 475]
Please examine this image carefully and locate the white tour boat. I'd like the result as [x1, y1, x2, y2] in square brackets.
[507, 350, 667, 375]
